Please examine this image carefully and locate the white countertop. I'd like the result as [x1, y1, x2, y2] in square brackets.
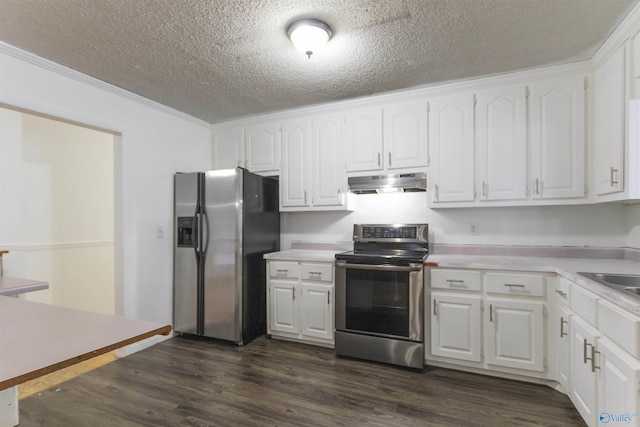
[427, 254, 640, 314]
[263, 249, 342, 262]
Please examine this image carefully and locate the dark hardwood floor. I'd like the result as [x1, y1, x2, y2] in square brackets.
[19, 336, 585, 426]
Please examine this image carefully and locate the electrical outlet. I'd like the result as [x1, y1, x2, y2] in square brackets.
[469, 223, 478, 236]
[156, 226, 165, 239]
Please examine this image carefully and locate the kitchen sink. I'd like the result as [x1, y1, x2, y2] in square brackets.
[578, 272, 640, 300]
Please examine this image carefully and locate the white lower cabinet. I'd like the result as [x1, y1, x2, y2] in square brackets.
[570, 315, 600, 426]
[557, 303, 572, 392]
[564, 277, 640, 427]
[485, 298, 545, 372]
[431, 293, 482, 362]
[267, 260, 334, 347]
[428, 268, 549, 378]
[269, 280, 299, 334]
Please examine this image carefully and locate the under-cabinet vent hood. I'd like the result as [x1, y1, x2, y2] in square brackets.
[348, 173, 427, 194]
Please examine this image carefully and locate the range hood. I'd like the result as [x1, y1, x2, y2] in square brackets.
[348, 173, 427, 194]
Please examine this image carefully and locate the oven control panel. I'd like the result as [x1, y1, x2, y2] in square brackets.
[354, 224, 428, 243]
[362, 226, 416, 239]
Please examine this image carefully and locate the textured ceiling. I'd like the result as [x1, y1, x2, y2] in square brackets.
[0, 0, 637, 124]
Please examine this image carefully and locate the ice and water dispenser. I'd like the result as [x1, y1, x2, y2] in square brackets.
[177, 217, 197, 248]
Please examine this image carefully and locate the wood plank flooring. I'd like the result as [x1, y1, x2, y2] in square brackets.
[18, 336, 585, 426]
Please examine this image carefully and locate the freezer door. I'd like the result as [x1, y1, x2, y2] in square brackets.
[173, 172, 200, 335]
[202, 169, 242, 341]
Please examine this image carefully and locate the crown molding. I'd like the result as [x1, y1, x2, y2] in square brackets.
[0, 42, 210, 128]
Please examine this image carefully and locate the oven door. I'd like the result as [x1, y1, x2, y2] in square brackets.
[335, 261, 424, 342]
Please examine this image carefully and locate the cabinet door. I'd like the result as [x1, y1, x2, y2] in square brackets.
[344, 107, 383, 172]
[598, 338, 640, 427]
[570, 316, 599, 427]
[530, 76, 586, 199]
[485, 298, 545, 372]
[313, 114, 345, 207]
[476, 86, 527, 201]
[557, 304, 572, 393]
[384, 100, 429, 170]
[269, 281, 299, 334]
[281, 119, 311, 208]
[245, 122, 281, 173]
[301, 283, 333, 341]
[594, 46, 626, 197]
[428, 93, 475, 203]
[213, 126, 244, 170]
[431, 293, 482, 362]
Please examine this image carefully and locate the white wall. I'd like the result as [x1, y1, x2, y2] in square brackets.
[0, 46, 212, 351]
[627, 204, 640, 249]
[281, 192, 629, 250]
[0, 109, 116, 313]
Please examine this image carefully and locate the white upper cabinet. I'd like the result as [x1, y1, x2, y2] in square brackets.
[280, 119, 311, 208]
[594, 45, 626, 197]
[212, 125, 244, 170]
[530, 76, 586, 199]
[344, 107, 384, 173]
[383, 100, 429, 170]
[344, 101, 428, 174]
[476, 86, 528, 202]
[428, 93, 476, 203]
[245, 122, 281, 174]
[312, 113, 346, 207]
[280, 115, 347, 211]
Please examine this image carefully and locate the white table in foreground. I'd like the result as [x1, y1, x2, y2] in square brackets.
[0, 296, 171, 426]
[0, 277, 49, 297]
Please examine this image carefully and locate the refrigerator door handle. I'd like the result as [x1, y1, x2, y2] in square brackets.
[201, 210, 210, 256]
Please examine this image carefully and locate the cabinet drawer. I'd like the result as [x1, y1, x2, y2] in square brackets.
[301, 263, 333, 282]
[598, 299, 640, 358]
[571, 284, 598, 327]
[269, 261, 300, 279]
[431, 269, 481, 291]
[485, 272, 545, 297]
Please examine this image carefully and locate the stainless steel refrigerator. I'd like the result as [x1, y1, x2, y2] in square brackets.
[173, 168, 280, 345]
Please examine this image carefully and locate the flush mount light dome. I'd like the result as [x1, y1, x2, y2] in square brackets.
[287, 18, 332, 58]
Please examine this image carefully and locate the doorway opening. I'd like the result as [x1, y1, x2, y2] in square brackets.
[0, 107, 116, 314]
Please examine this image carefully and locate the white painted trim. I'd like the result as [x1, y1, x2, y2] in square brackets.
[211, 61, 592, 128]
[592, 0, 640, 66]
[2, 241, 114, 251]
[0, 42, 209, 128]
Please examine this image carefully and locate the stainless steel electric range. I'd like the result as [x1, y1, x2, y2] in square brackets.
[334, 224, 429, 369]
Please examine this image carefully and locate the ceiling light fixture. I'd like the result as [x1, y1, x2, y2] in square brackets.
[287, 18, 332, 59]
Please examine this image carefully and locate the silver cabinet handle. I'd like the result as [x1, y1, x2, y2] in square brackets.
[611, 167, 619, 186]
[276, 269, 288, 274]
[560, 317, 567, 337]
[327, 290, 331, 305]
[309, 271, 322, 279]
[489, 304, 493, 322]
[592, 347, 600, 372]
[534, 178, 540, 195]
[482, 181, 487, 198]
[433, 298, 437, 316]
[377, 152, 381, 167]
[505, 283, 526, 289]
[434, 184, 440, 200]
[388, 152, 392, 167]
[292, 288, 296, 301]
[584, 339, 592, 365]
[446, 279, 466, 288]
[555, 290, 567, 298]
[304, 191, 307, 204]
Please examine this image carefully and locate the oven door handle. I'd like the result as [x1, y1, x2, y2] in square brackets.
[335, 261, 423, 272]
